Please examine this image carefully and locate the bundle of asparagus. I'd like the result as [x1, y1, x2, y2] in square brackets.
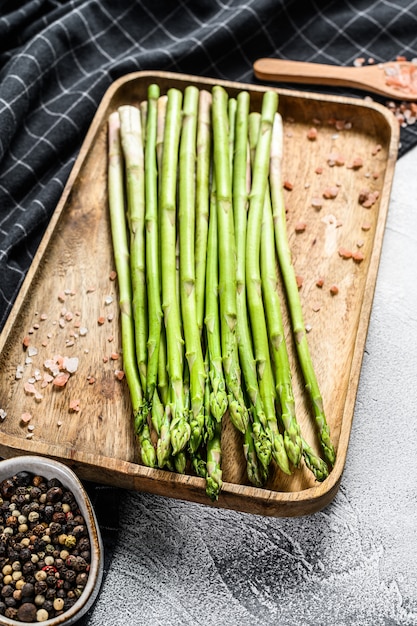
[107, 82, 335, 501]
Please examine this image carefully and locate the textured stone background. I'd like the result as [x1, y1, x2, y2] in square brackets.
[86, 146, 417, 626]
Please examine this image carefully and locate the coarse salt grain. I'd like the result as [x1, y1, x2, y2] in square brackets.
[53, 372, 70, 387]
[307, 127, 318, 140]
[311, 197, 323, 210]
[69, 399, 81, 412]
[24, 382, 37, 395]
[63, 356, 79, 374]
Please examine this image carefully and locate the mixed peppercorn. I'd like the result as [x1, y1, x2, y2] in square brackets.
[0, 470, 91, 623]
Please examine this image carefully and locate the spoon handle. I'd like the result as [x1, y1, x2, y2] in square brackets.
[253, 58, 362, 90]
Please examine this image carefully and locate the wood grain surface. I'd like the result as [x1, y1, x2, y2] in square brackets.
[0, 71, 399, 516]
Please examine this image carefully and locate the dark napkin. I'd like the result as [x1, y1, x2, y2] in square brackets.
[1, 2, 417, 621]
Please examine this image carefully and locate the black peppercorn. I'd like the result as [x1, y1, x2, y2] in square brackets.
[15, 473, 32, 488]
[63, 597, 76, 611]
[52, 512, 66, 525]
[64, 569, 76, 585]
[44, 505, 55, 522]
[73, 556, 87, 572]
[34, 580, 47, 595]
[20, 547, 31, 562]
[46, 575, 56, 588]
[47, 478, 63, 489]
[46, 487, 63, 504]
[48, 522, 61, 536]
[5, 606, 18, 619]
[28, 487, 42, 502]
[22, 561, 36, 576]
[1, 584, 14, 598]
[72, 524, 87, 539]
[1, 479, 15, 498]
[12, 493, 27, 507]
[17, 602, 37, 622]
[21, 583, 35, 601]
[42, 599, 54, 615]
[76, 572, 88, 587]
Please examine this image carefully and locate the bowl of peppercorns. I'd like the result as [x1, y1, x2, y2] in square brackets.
[0, 455, 104, 625]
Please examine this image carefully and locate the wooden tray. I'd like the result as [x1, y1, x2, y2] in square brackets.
[0, 71, 399, 517]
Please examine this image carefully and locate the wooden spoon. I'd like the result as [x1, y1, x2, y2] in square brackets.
[253, 58, 417, 101]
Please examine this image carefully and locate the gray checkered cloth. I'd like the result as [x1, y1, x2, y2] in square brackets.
[1, 2, 417, 622]
[1, 0, 417, 331]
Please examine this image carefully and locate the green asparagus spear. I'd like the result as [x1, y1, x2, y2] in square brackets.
[144, 84, 163, 406]
[195, 90, 212, 333]
[246, 100, 290, 475]
[269, 112, 336, 467]
[232, 90, 272, 477]
[211, 85, 249, 435]
[107, 112, 145, 435]
[261, 185, 303, 468]
[205, 183, 228, 423]
[118, 104, 148, 393]
[160, 88, 190, 455]
[179, 85, 206, 453]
